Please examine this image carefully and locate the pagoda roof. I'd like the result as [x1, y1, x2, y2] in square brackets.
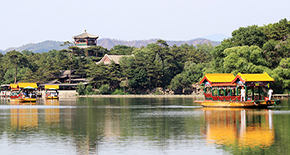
[232, 73, 274, 83]
[73, 30, 99, 39]
[199, 73, 236, 86]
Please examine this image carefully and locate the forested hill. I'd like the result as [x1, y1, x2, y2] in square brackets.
[2, 38, 220, 53]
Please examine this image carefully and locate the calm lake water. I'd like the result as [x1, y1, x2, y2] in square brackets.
[0, 97, 290, 155]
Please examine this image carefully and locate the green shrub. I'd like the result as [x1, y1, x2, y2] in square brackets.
[99, 84, 110, 94]
[112, 89, 130, 95]
[85, 85, 94, 95]
[153, 89, 162, 95]
[77, 83, 86, 95]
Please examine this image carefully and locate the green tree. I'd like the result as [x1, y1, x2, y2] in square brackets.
[263, 18, 290, 41]
[169, 62, 209, 94]
[109, 45, 134, 55]
[77, 83, 86, 95]
[88, 62, 110, 89]
[211, 39, 235, 72]
[99, 84, 110, 94]
[59, 48, 78, 83]
[4, 50, 29, 83]
[231, 25, 266, 48]
[84, 46, 108, 57]
[108, 61, 122, 90]
[4, 67, 28, 84]
[223, 46, 268, 74]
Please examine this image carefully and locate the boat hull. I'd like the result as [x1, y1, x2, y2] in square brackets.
[8, 98, 24, 102]
[195, 100, 275, 108]
[22, 98, 39, 102]
[46, 96, 59, 99]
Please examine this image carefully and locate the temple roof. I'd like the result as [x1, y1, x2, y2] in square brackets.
[96, 54, 133, 65]
[199, 73, 236, 84]
[232, 73, 274, 83]
[73, 30, 99, 39]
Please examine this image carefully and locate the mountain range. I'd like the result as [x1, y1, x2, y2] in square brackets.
[1, 38, 221, 53]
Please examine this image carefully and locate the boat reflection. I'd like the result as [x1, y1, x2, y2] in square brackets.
[44, 99, 60, 125]
[201, 108, 274, 149]
[11, 108, 38, 130]
[10, 99, 61, 131]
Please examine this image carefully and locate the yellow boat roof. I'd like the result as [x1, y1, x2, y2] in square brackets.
[45, 85, 59, 90]
[200, 73, 236, 84]
[235, 73, 274, 82]
[10, 84, 18, 89]
[18, 83, 38, 89]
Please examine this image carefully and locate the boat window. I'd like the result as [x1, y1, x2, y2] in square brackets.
[206, 87, 211, 93]
[212, 89, 218, 96]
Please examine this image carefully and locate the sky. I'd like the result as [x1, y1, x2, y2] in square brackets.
[0, 0, 290, 50]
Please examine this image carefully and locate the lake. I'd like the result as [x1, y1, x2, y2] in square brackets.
[0, 97, 289, 155]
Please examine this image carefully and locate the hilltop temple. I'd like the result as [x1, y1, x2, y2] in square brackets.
[73, 30, 99, 49]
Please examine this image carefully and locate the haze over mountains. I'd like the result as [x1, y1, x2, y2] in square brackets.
[0, 34, 228, 53]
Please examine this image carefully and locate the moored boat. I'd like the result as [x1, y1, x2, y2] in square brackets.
[8, 84, 24, 102]
[45, 85, 59, 99]
[195, 73, 280, 108]
[18, 83, 39, 102]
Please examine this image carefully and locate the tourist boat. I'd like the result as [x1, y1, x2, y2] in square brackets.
[8, 84, 24, 102]
[18, 83, 39, 102]
[45, 85, 59, 99]
[195, 73, 281, 108]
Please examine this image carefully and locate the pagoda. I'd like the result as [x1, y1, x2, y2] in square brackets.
[73, 30, 99, 48]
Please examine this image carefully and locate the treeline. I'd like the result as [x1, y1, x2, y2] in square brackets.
[0, 40, 213, 94]
[0, 18, 290, 94]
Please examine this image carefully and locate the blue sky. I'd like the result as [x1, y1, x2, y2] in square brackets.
[0, 0, 290, 50]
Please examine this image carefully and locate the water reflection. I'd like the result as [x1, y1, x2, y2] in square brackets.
[11, 108, 38, 130]
[201, 108, 274, 149]
[1, 97, 289, 155]
[44, 99, 60, 125]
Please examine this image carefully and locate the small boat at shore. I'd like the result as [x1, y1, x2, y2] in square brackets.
[8, 84, 23, 102]
[45, 85, 59, 99]
[195, 73, 281, 108]
[18, 83, 39, 102]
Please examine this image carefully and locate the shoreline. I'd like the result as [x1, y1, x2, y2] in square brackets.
[78, 94, 204, 98]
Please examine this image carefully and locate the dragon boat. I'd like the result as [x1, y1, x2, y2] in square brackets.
[194, 73, 281, 108]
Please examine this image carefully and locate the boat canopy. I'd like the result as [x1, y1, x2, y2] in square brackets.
[45, 85, 59, 90]
[232, 73, 274, 83]
[199, 73, 236, 86]
[9, 84, 18, 89]
[18, 83, 38, 89]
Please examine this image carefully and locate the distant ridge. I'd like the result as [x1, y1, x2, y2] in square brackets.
[2, 38, 220, 53]
[202, 34, 230, 42]
[4, 40, 66, 53]
[98, 38, 220, 49]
